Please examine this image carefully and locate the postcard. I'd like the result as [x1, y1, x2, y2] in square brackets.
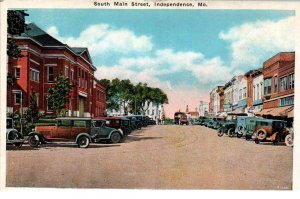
[0, 0, 299, 195]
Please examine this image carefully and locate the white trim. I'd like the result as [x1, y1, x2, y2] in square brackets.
[30, 59, 40, 65]
[264, 93, 294, 103]
[78, 92, 87, 98]
[16, 37, 95, 69]
[12, 89, 22, 93]
[44, 64, 57, 66]
[30, 68, 40, 82]
[19, 46, 95, 73]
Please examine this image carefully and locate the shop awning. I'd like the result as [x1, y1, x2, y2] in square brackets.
[231, 108, 244, 114]
[287, 109, 294, 118]
[255, 105, 293, 117]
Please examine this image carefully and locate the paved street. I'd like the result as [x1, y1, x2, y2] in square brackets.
[6, 125, 293, 189]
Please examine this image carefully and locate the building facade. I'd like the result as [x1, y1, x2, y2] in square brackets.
[7, 23, 106, 118]
[244, 69, 263, 115]
[223, 80, 233, 112]
[259, 52, 294, 118]
[209, 86, 224, 116]
[199, 101, 209, 117]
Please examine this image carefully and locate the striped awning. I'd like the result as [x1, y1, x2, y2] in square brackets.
[255, 105, 293, 117]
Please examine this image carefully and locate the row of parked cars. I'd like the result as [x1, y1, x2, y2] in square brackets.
[192, 113, 294, 147]
[6, 115, 157, 149]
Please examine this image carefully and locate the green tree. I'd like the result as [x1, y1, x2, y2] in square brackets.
[99, 79, 120, 112]
[47, 75, 71, 116]
[7, 10, 28, 58]
[112, 79, 134, 115]
[7, 10, 28, 86]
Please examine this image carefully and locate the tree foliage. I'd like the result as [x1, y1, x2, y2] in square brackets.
[7, 10, 28, 58]
[47, 76, 71, 116]
[100, 78, 168, 115]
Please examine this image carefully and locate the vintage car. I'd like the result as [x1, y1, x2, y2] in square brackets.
[217, 113, 248, 137]
[285, 125, 293, 147]
[251, 119, 288, 145]
[98, 116, 131, 136]
[174, 112, 189, 125]
[28, 117, 123, 148]
[205, 118, 215, 128]
[6, 117, 24, 148]
[212, 118, 225, 129]
[126, 116, 142, 130]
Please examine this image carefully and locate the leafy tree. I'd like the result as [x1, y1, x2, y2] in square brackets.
[47, 75, 71, 116]
[7, 10, 28, 58]
[7, 10, 28, 85]
[24, 93, 39, 123]
[112, 79, 134, 115]
[99, 79, 120, 112]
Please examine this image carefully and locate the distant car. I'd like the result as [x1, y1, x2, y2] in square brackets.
[126, 116, 142, 130]
[98, 116, 131, 136]
[28, 117, 123, 148]
[6, 117, 24, 149]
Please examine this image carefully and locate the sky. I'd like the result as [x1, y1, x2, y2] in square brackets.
[26, 9, 295, 118]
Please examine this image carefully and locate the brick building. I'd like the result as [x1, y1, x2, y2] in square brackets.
[258, 52, 294, 118]
[7, 23, 106, 118]
[244, 68, 263, 115]
[209, 86, 224, 116]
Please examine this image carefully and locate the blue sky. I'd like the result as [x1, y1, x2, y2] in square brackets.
[26, 9, 295, 116]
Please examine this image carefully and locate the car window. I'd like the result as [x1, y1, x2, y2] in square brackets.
[57, 120, 72, 127]
[93, 120, 104, 127]
[74, 120, 87, 128]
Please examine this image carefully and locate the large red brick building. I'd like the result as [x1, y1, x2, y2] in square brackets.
[258, 52, 294, 118]
[7, 23, 106, 118]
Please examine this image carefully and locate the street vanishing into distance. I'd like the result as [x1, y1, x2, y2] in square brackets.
[6, 125, 293, 189]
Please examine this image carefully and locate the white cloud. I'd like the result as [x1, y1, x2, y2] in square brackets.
[46, 24, 153, 56]
[219, 16, 295, 69]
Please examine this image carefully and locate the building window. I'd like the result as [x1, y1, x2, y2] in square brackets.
[14, 92, 21, 104]
[47, 98, 53, 112]
[65, 66, 69, 78]
[243, 87, 246, 99]
[48, 66, 54, 82]
[280, 96, 294, 107]
[280, 76, 287, 91]
[288, 73, 294, 89]
[274, 76, 278, 93]
[71, 69, 74, 81]
[253, 85, 256, 101]
[256, 84, 260, 100]
[15, 68, 20, 79]
[30, 68, 39, 82]
[264, 78, 271, 96]
[239, 89, 242, 100]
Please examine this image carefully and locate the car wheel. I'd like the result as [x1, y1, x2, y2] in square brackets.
[256, 129, 267, 141]
[237, 133, 243, 138]
[285, 134, 293, 147]
[28, 135, 40, 147]
[14, 142, 23, 149]
[110, 132, 121, 144]
[254, 139, 260, 144]
[227, 128, 234, 137]
[77, 135, 90, 148]
[217, 128, 224, 137]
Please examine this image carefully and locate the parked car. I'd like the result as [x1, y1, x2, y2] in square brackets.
[252, 119, 288, 145]
[205, 118, 215, 128]
[28, 117, 123, 148]
[126, 116, 142, 130]
[6, 117, 24, 149]
[98, 116, 131, 136]
[285, 126, 293, 147]
[212, 118, 225, 129]
[217, 113, 248, 137]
